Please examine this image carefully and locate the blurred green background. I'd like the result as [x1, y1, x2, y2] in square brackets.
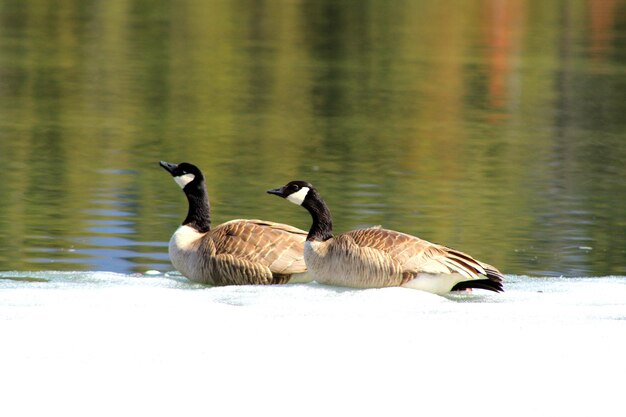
[1, 0, 625, 276]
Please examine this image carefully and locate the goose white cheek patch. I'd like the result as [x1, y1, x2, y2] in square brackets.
[286, 187, 310, 206]
[174, 173, 195, 189]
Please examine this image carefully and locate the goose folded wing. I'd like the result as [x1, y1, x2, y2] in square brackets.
[211, 219, 308, 275]
[345, 227, 500, 280]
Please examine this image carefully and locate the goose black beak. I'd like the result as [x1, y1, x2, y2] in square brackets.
[267, 187, 285, 197]
[159, 161, 177, 174]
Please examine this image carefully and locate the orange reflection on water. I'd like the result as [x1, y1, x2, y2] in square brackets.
[482, 0, 526, 123]
[588, 0, 620, 65]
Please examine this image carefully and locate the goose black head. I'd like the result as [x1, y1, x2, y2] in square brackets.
[267, 180, 314, 206]
[159, 161, 204, 190]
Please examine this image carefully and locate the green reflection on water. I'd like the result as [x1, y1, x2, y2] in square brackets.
[0, 0, 625, 276]
[0, 276, 49, 283]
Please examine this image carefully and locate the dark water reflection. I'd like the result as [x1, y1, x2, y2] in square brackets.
[1, 0, 625, 276]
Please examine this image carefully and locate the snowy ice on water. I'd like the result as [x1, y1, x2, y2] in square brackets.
[1, 271, 625, 417]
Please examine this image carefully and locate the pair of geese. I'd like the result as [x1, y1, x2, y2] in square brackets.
[160, 161, 504, 294]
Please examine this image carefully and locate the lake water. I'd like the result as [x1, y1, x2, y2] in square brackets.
[2, 2, 626, 416]
[1, 0, 625, 277]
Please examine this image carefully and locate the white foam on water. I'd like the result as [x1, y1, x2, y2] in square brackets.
[1, 272, 625, 417]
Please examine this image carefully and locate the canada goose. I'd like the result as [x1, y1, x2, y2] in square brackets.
[267, 181, 504, 294]
[159, 161, 309, 285]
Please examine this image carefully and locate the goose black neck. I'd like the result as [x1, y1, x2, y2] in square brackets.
[183, 182, 211, 233]
[302, 191, 333, 242]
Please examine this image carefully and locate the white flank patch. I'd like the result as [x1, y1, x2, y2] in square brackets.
[286, 186, 310, 206]
[174, 173, 195, 189]
[401, 272, 467, 295]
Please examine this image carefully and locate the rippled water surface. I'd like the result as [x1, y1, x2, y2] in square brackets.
[1, 0, 625, 276]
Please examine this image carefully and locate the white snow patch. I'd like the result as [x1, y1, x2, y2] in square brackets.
[0, 272, 625, 417]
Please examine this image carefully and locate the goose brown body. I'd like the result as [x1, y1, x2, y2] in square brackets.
[268, 181, 503, 294]
[169, 220, 307, 285]
[160, 161, 309, 285]
[304, 226, 503, 292]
